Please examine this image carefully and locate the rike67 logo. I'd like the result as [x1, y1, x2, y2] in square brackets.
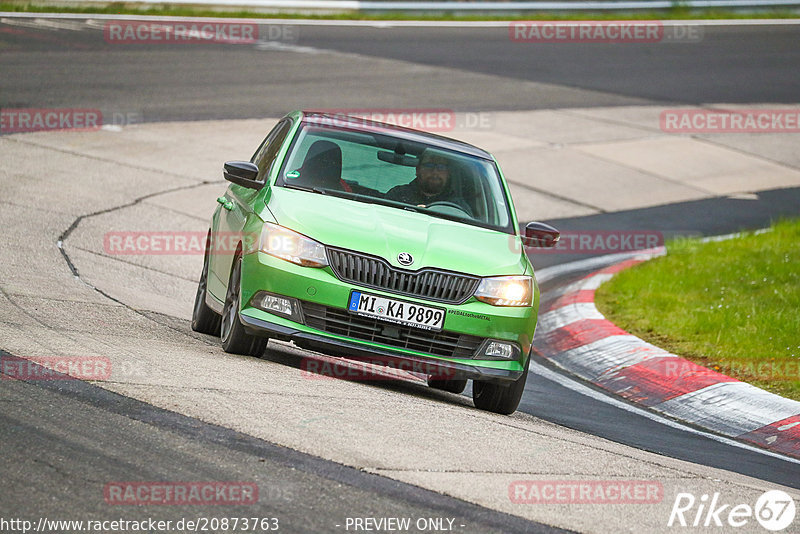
[668, 490, 796, 531]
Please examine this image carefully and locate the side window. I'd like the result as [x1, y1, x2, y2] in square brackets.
[252, 120, 292, 181]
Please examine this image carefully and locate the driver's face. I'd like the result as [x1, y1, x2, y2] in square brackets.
[417, 156, 450, 196]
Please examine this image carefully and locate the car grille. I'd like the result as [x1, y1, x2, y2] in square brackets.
[326, 247, 479, 304]
[302, 302, 483, 359]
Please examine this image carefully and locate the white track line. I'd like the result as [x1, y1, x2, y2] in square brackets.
[29, 17, 90, 31]
[530, 358, 800, 465]
[547, 335, 673, 382]
[537, 302, 606, 331]
[1, 13, 800, 27]
[535, 248, 665, 285]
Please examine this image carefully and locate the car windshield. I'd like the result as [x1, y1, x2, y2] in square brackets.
[277, 124, 514, 233]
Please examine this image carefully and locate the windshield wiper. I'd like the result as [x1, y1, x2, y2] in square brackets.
[284, 184, 341, 198]
[412, 205, 472, 225]
[305, 187, 412, 212]
[283, 183, 318, 193]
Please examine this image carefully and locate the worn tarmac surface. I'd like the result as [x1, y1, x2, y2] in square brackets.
[2, 17, 800, 533]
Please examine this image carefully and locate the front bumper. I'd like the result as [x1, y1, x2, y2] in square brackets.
[233, 251, 538, 383]
[240, 313, 524, 384]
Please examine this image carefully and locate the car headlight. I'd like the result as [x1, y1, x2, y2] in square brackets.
[474, 276, 532, 306]
[259, 222, 328, 268]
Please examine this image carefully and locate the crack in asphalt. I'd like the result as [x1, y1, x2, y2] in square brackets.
[43, 173, 222, 345]
[57, 180, 215, 278]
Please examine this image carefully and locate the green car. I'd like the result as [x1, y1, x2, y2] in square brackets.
[192, 111, 559, 414]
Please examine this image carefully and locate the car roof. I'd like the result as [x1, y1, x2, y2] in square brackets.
[299, 110, 494, 160]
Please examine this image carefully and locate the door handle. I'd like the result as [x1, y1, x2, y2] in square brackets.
[216, 196, 233, 211]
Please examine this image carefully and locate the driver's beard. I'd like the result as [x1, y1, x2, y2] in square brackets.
[420, 177, 445, 196]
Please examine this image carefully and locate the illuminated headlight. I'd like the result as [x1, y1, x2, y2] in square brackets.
[474, 276, 532, 306]
[259, 222, 328, 268]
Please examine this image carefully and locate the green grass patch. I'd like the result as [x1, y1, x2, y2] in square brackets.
[595, 219, 800, 401]
[0, 2, 798, 21]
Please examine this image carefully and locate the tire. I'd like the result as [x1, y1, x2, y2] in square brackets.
[220, 254, 268, 356]
[427, 376, 468, 394]
[472, 357, 529, 415]
[191, 235, 222, 335]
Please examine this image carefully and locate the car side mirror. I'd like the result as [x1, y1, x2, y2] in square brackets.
[523, 222, 560, 248]
[223, 161, 265, 190]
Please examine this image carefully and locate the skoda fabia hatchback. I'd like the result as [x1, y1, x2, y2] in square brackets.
[192, 111, 559, 414]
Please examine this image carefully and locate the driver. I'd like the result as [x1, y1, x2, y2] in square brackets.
[385, 149, 470, 212]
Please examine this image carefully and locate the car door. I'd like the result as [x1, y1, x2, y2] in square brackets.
[208, 119, 293, 299]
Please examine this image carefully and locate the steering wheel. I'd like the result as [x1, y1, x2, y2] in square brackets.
[424, 201, 473, 217]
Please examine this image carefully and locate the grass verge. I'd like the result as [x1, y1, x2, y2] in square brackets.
[595, 219, 800, 401]
[0, 2, 799, 20]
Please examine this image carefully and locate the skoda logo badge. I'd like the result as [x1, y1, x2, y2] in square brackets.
[397, 252, 414, 266]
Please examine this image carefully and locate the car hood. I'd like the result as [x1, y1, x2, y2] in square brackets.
[265, 187, 527, 276]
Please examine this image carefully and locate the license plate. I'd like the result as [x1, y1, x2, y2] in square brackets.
[348, 291, 445, 332]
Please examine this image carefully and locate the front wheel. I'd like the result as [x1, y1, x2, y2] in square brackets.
[191, 234, 222, 335]
[472, 357, 529, 415]
[221, 255, 268, 357]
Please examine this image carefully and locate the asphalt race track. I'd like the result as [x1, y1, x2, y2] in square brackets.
[1, 15, 800, 534]
[2, 20, 800, 119]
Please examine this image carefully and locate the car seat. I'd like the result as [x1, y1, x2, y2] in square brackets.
[297, 140, 343, 190]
